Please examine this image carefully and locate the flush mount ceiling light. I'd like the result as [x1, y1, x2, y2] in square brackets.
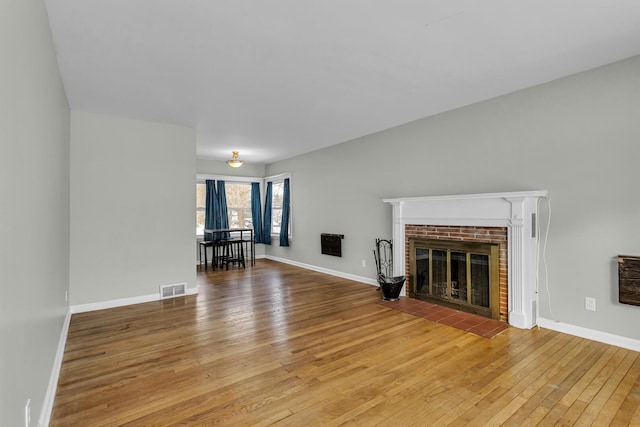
[226, 151, 245, 168]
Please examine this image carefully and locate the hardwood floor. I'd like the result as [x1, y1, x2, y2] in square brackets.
[51, 260, 640, 426]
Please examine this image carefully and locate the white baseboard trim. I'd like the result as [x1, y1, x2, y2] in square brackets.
[265, 255, 378, 287]
[39, 309, 71, 427]
[537, 317, 640, 352]
[71, 286, 199, 314]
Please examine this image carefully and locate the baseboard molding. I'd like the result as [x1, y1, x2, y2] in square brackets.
[71, 286, 199, 314]
[537, 317, 640, 352]
[265, 255, 378, 287]
[39, 309, 71, 427]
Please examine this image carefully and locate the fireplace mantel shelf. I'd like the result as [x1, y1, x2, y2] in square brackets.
[384, 190, 548, 329]
[384, 190, 548, 203]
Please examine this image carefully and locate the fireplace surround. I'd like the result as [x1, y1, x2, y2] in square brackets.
[383, 191, 548, 329]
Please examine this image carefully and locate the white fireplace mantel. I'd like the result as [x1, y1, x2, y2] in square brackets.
[383, 190, 548, 329]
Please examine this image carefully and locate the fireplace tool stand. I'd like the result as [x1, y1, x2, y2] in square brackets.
[373, 238, 405, 301]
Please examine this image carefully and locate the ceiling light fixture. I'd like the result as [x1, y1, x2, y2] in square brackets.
[226, 151, 245, 168]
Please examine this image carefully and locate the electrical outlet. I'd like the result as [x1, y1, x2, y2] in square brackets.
[585, 297, 596, 311]
[25, 398, 31, 427]
[361, 259, 366, 268]
[65, 290, 68, 303]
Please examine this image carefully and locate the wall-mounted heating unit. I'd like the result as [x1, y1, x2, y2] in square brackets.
[321, 233, 344, 257]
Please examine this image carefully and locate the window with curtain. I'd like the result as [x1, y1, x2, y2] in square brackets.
[264, 174, 292, 242]
[197, 176, 262, 237]
[251, 182, 265, 244]
[197, 174, 290, 243]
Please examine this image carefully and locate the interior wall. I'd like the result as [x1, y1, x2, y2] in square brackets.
[0, 0, 70, 425]
[265, 55, 640, 340]
[70, 111, 197, 305]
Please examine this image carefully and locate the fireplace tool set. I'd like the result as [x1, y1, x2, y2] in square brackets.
[373, 238, 405, 301]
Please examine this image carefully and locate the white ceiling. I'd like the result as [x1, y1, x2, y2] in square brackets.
[45, 0, 640, 164]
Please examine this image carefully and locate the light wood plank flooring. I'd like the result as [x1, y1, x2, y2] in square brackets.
[51, 260, 640, 426]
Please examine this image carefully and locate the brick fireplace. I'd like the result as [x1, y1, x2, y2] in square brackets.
[384, 191, 547, 329]
[405, 225, 508, 322]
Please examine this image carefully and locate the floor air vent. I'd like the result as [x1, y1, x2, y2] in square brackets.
[160, 282, 187, 299]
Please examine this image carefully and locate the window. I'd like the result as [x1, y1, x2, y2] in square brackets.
[225, 182, 253, 229]
[271, 181, 284, 235]
[196, 182, 206, 235]
[265, 174, 291, 237]
[196, 174, 290, 241]
[196, 176, 260, 236]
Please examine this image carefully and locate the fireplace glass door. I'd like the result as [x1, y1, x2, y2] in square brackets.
[410, 239, 499, 319]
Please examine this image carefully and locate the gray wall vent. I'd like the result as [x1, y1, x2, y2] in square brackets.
[160, 282, 187, 299]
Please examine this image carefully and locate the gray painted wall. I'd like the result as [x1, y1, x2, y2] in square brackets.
[265, 55, 640, 340]
[0, 0, 71, 425]
[70, 111, 197, 305]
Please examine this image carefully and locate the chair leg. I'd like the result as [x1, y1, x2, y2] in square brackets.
[218, 242, 224, 269]
[239, 242, 245, 269]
